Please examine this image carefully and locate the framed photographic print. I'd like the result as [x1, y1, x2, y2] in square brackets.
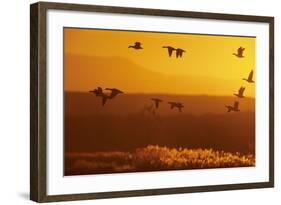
[30, 1, 274, 202]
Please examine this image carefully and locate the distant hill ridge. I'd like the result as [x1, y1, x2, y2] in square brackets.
[64, 54, 254, 97]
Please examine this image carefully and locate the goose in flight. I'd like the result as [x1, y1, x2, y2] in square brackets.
[225, 101, 240, 112]
[176, 48, 186, 58]
[233, 47, 245, 58]
[168, 102, 184, 112]
[243, 70, 255, 83]
[128, 42, 143, 50]
[150, 98, 163, 109]
[105, 88, 124, 99]
[89, 87, 109, 106]
[234, 86, 246, 98]
[162, 46, 176, 57]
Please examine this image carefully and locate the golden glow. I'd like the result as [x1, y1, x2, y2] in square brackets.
[64, 28, 255, 97]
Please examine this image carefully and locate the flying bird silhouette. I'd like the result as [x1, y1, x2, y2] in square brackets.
[234, 86, 246, 98]
[233, 46, 245, 58]
[89, 87, 109, 106]
[150, 98, 163, 109]
[162, 46, 176, 57]
[105, 88, 124, 99]
[176, 48, 186, 58]
[225, 101, 240, 112]
[128, 42, 143, 50]
[168, 102, 184, 112]
[243, 70, 255, 83]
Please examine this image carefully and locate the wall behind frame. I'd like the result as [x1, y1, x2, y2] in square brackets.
[0, 0, 279, 204]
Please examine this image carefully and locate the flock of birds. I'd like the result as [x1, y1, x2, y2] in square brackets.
[89, 87, 124, 106]
[88, 86, 184, 113]
[128, 42, 186, 58]
[225, 47, 255, 112]
[89, 43, 254, 114]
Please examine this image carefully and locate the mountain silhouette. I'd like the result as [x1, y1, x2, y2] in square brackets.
[64, 54, 254, 96]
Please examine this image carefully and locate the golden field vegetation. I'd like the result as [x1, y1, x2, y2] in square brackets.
[65, 145, 255, 175]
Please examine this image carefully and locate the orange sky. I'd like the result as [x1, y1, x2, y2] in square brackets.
[64, 28, 256, 97]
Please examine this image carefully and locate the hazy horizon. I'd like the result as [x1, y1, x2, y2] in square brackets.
[64, 90, 256, 98]
[64, 92, 255, 116]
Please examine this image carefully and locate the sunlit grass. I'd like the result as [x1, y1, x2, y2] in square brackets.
[134, 145, 254, 169]
[65, 145, 255, 175]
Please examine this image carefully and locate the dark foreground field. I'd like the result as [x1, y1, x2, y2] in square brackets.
[64, 92, 255, 175]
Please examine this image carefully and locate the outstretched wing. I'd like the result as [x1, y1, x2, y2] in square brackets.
[163, 46, 174, 57]
[176, 49, 180, 58]
[176, 49, 185, 58]
[248, 70, 254, 81]
[106, 88, 123, 99]
[238, 47, 245, 55]
[168, 47, 174, 57]
[155, 101, 160, 108]
[109, 91, 118, 98]
[238, 87, 245, 95]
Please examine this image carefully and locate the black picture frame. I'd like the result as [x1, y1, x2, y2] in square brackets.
[30, 1, 274, 202]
